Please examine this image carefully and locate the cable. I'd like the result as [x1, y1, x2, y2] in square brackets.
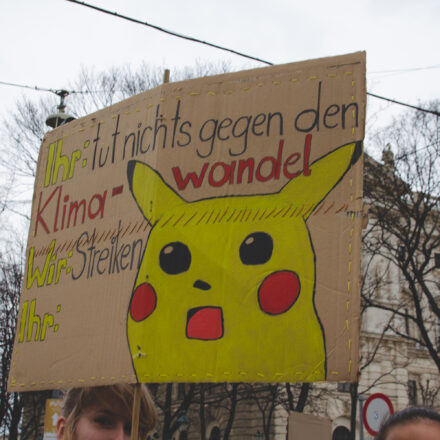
[0, 80, 90, 95]
[369, 64, 440, 74]
[65, 0, 273, 66]
[367, 93, 440, 117]
[65, 0, 439, 118]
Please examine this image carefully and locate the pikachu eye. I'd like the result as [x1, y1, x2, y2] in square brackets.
[159, 242, 191, 274]
[239, 232, 273, 265]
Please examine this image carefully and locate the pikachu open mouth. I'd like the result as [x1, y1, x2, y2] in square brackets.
[186, 307, 224, 340]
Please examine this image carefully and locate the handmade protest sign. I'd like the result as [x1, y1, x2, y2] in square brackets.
[9, 52, 365, 390]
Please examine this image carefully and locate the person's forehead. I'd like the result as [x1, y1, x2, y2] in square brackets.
[87, 391, 130, 419]
[387, 420, 440, 440]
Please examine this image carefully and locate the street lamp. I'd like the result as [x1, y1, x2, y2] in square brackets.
[46, 90, 75, 128]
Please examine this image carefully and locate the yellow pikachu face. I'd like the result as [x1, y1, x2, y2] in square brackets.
[127, 141, 361, 382]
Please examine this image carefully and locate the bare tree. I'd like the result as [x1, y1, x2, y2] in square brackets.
[0, 251, 23, 439]
[149, 383, 196, 439]
[363, 102, 440, 372]
[0, 60, 233, 226]
[242, 383, 285, 440]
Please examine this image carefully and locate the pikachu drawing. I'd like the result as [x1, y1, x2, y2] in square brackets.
[126, 140, 361, 382]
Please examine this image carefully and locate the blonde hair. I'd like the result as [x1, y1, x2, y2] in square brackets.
[61, 384, 157, 439]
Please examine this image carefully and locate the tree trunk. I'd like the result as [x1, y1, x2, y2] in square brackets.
[295, 383, 311, 412]
[162, 384, 173, 440]
[199, 385, 206, 440]
[223, 384, 239, 440]
[8, 393, 22, 440]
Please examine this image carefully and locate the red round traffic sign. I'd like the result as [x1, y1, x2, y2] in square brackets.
[362, 393, 394, 436]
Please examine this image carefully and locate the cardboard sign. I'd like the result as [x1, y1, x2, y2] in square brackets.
[9, 52, 365, 391]
[288, 412, 332, 439]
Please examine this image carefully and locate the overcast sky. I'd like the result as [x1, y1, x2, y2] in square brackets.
[1, 0, 439, 133]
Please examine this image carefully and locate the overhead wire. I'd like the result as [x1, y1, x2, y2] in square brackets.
[0, 80, 90, 95]
[369, 64, 440, 75]
[65, 0, 439, 118]
[3, 1, 439, 118]
[65, 0, 272, 66]
[367, 93, 440, 117]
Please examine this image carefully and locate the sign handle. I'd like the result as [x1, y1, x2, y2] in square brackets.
[130, 383, 142, 440]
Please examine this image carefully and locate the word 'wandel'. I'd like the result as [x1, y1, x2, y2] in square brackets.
[172, 136, 312, 190]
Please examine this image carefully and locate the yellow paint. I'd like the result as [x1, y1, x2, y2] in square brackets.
[127, 142, 358, 382]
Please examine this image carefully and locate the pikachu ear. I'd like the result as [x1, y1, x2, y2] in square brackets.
[127, 161, 186, 224]
[280, 141, 362, 219]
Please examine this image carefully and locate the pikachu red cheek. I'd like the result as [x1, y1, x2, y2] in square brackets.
[258, 271, 300, 315]
[130, 283, 157, 322]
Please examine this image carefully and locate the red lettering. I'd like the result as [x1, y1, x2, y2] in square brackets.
[283, 153, 301, 179]
[237, 158, 255, 184]
[88, 191, 107, 219]
[172, 164, 209, 190]
[35, 186, 60, 236]
[208, 162, 232, 187]
[256, 140, 284, 182]
[303, 134, 312, 176]
[170, 136, 312, 190]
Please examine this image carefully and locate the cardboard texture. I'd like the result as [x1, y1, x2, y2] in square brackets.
[9, 52, 365, 391]
[288, 412, 332, 439]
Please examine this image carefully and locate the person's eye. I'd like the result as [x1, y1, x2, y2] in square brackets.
[94, 416, 114, 428]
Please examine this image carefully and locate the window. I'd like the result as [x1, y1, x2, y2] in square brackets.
[332, 426, 350, 440]
[435, 253, 440, 268]
[209, 427, 221, 440]
[408, 379, 417, 405]
[398, 245, 405, 261]
[337, 382, 351, 393]
[404, 308, 410, 336]
[178, 431, 188, 440]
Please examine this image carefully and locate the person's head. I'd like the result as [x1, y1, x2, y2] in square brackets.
[56, 384, 157, 440]
[375, 407, 440, 440]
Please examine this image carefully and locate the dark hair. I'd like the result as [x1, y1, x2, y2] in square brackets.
[375, 407, 440, 440]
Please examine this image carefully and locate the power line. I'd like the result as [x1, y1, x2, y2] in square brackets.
[0, 80, 89, 95]
[369, 64, 440, 74]
[65, 0, 439, 118]
[65, 0, 273, 66]
[367, 93, 440, 117]
[2, 77, 439, 118]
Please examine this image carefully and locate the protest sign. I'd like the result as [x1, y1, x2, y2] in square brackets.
[9, 52, 365, 390]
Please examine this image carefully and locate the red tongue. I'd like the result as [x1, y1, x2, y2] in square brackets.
[186, 307, 223, 340]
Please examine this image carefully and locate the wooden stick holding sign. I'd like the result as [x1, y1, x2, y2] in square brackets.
[130, 383, 142, 440]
